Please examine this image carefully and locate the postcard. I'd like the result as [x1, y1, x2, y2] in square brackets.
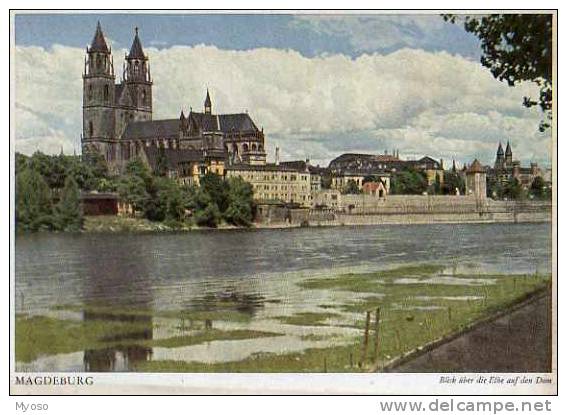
[10, 9, 556, 395]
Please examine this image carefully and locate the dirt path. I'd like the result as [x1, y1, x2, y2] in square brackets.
[386, 290, 552, 373]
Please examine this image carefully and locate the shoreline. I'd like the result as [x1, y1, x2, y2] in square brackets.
[82, 212, 551, 233]
[377, 285, 552, 373]
[15, 210, 551, 234]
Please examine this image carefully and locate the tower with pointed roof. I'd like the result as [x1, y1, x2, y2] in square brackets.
[82, 22, 116, 162]
[504, 141, 513, 166]
[494, 142, 505, 169]
[465, 158, 487, 202]
[114, 27, 153, 139]
[204, 89, 212, 114]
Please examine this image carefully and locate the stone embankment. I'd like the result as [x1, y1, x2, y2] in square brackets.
[256, 196, 552, 227]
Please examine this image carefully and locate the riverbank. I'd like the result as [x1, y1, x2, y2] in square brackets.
[79, 209, 551, 233]
[379, 286, 552, 373]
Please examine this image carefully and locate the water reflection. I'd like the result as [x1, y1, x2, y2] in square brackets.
[80, 241, 155, 372]
[83, 312, 153, 372]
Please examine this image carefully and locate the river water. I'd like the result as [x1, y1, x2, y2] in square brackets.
[14, 222, 552, 372]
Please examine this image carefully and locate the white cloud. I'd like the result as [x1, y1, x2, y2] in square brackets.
[13, 43, 551, 167]
[291, 15, 447, 53]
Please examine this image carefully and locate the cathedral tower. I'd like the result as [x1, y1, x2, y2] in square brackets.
[505, 141, 513, 166]
[204, 89, 212, 114]
[82, 22, 116, 161]
[494, 142, 505, 169]
[115, 27, 153, 139]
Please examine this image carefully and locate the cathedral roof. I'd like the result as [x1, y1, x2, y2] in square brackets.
[188, 112, 259, 133]
[128, 27, 145, 59]
[122, 119, 180, 140]
[90, 22, 109, 53]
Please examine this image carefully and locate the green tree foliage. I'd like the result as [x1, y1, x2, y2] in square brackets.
[117, 159, 152, 216]
[529, 176, 551, 200]
[391, 169, 428, 195]
[502, 178, 525, 200]
[16, 167, 54, 231]
[200, 173, 230, 212]
[224, 177, 254, 226]
[154, 146, 168, 177]
[444, 14, 552, 131]
[342, 179, 361, 195]
[189, 187, 221, 227]
[53, 176, 83, 231]
[441, 171, 465, 195]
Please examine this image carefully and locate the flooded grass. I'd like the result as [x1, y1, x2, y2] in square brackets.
[144, 330, 283, 348]
[16, 264, 551, 372]
[15, 315, 151, 363]
[275, 312, 341, 326]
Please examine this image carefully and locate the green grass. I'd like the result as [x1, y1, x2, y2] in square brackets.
[15, 315, 152, 363]
[298, 264, 445, 292]
[275, 312, 340, 326]
[143, 330, 282, 348]
[15, 316, 273, 363]
[133, 343, 364, 373]
[52, 303, 254, 323]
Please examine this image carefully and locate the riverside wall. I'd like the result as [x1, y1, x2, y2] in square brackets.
[255, 195, 552, 227]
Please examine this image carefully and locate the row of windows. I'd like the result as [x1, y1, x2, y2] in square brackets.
[250, 183, 310, 191]
[236, 173, 309, 181]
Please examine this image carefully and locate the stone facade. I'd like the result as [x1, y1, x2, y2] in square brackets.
[226, 163, 313, 207]
[81, 23, 266, 175]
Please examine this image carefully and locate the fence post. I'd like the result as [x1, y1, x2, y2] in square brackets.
[359, 311, 371, 367]
[373, 307, 381, 362]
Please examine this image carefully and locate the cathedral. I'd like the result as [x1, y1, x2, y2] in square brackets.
[81, 22, 267, 178]
[490, 141, 542, 190]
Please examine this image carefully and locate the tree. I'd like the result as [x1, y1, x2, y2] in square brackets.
[444, 14, 552, 131]
[502, 177, 525, 200]
[83, 151, 109, 180]
[16, 167, 54, 231]
[200, 173, 229, 212]
[189, 187, 221, 227]
[53, 176, 83, 231]
[117, 168, 150, 215]
[224, 177, 254, 226]
[391, 169, 428, 195]
[342, 179, 361, 195]
[154, 146, 168, 177]
[441, 171, 465, 195]
[529, 176, 550, 199]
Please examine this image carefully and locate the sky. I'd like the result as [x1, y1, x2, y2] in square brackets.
[13, 12, 552, 167]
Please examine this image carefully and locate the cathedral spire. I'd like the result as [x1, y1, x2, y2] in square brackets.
[128, 27, 145, 59]
[204, 88, 212, 114]
[497, 142, 504, 156]
[505, 141, 512, 156]
[89, 21, 109, 53]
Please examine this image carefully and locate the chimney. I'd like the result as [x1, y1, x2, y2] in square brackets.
[275, 146, 280, 166]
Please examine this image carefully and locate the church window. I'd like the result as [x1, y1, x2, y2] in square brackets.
[104, 85, 109, 101]
[142, 90, 147, 105]
[88, 85, 93, 100]
[89, 121, 93, 137]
